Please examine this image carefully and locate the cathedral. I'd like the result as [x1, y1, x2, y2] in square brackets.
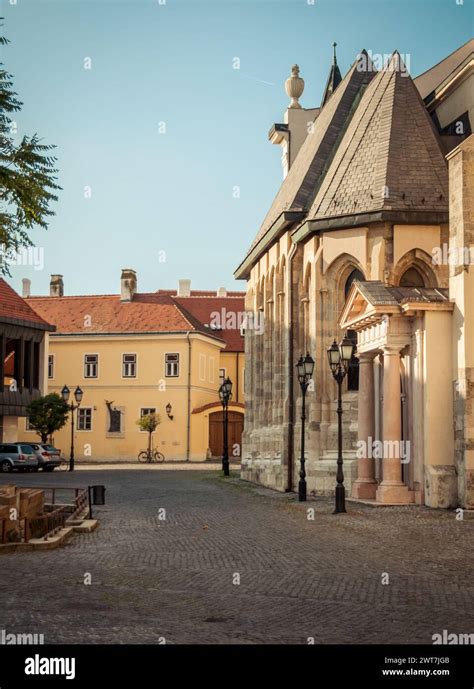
[235, 41, 474, 509]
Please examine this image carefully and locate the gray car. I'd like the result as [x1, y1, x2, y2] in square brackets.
[27, 443, 61, 471]
[0, 443, 38, 473]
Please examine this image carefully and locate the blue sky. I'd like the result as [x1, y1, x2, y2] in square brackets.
[2, 0, 472, 296]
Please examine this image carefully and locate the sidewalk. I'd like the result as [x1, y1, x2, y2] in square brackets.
[73, 462, 237, 471]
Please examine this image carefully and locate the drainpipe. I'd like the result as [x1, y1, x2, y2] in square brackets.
[236, 351, 239, 402]
[186, 331, 191, 461]
[286, 242, 298, 492]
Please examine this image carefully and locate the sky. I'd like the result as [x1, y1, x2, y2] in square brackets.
[2, 0, 473, 297]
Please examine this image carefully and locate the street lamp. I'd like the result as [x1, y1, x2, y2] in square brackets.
[327, 335, 354, 513]
[218, 377, 233, 477]
[61, 384, 83, 472]
[296, 353, 315, 502]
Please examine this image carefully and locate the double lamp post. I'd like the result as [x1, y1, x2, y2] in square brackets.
[61, 384, 83, 472]
[219, 376, 233, 477]
[296, 335, 354, 513]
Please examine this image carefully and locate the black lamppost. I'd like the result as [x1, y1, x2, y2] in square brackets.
[61, 385, 83, 472]
[218, 377, 233, 477]
[296, 353, 315, 502]
[327, 336, 354, 513]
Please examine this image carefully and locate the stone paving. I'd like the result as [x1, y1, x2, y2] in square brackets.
[0, 469, 473, 645]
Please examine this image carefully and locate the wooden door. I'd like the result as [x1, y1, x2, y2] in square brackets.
[209, 411, 243, 458]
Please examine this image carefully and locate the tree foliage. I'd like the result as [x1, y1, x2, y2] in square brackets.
[136, 413, 161, 451]
[0, 20, 60, 275]
[26, 393, 69, 443]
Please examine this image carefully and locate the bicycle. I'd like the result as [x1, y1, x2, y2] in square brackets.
[137, 448, 165, 463]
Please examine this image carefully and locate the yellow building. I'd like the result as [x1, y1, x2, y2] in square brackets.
[23, 271, 245, 462]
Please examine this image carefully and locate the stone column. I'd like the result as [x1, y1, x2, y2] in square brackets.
[352, 352, 377, 499]
[376, 345, 414, 504]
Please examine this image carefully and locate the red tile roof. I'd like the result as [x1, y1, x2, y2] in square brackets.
[172, 295, 245, 352]
[27, 291, 246, 351]
[0, 279, 54, 329]
[157, 289, 245, 298]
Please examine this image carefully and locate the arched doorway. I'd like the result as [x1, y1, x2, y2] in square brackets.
[209, 411, 243, 459]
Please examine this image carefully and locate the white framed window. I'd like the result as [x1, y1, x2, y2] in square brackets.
[122, 353, 137, 378]
[84, 354, 98, 378]
[165, 353, 179, 377]
[77, 407, 92, 431]
[219, 368, 226, 384]
[48, 354, 54, 379]
[199, 353, 206, 381]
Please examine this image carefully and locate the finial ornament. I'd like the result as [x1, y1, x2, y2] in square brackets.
[333, 42, 337, 65]
[285, 64, 304, 109]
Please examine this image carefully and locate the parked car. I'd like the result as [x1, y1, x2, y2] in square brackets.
[27, 443, 62, 472]
[0, 443, 38, 473]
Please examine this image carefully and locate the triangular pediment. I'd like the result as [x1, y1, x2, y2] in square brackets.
[339, 282, 376, 329]
[339, 280, 401, 330]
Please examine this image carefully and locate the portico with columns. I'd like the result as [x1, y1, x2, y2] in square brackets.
[340, 281, 456, 507]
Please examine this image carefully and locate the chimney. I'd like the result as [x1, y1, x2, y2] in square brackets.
[217, 287, 227, 297]
[269, 64, 319, 178]
[50, 274, 64, 297]
[22, 278, 31, 298]
[120, 268, 137, 302]
[178, 279, 191, 297]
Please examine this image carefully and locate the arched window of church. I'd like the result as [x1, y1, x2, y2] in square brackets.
[345, 269, 364, 298]
[399, 266, 425, 287]
[344, 268, 364, 391]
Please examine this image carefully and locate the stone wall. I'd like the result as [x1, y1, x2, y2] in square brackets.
[448, 135, 474, 509]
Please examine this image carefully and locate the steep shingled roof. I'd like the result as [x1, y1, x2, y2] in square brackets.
[237, 51, 376, 271]
[307, 53, 448, 221]
[414, 38, 474, 101]
[0, 278, 54, 330]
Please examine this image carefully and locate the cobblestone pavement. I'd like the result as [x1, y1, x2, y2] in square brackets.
[1, 470, 473, 645]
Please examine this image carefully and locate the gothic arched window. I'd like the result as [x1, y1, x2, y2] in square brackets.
[345, 268, 364, 298]
[344, 268, 364, 391]
[399, 267, 425, 287]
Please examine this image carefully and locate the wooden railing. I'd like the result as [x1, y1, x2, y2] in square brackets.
[1, 485, 89, 545]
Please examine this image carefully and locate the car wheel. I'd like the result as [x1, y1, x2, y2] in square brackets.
[1, 461, 12, 473]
